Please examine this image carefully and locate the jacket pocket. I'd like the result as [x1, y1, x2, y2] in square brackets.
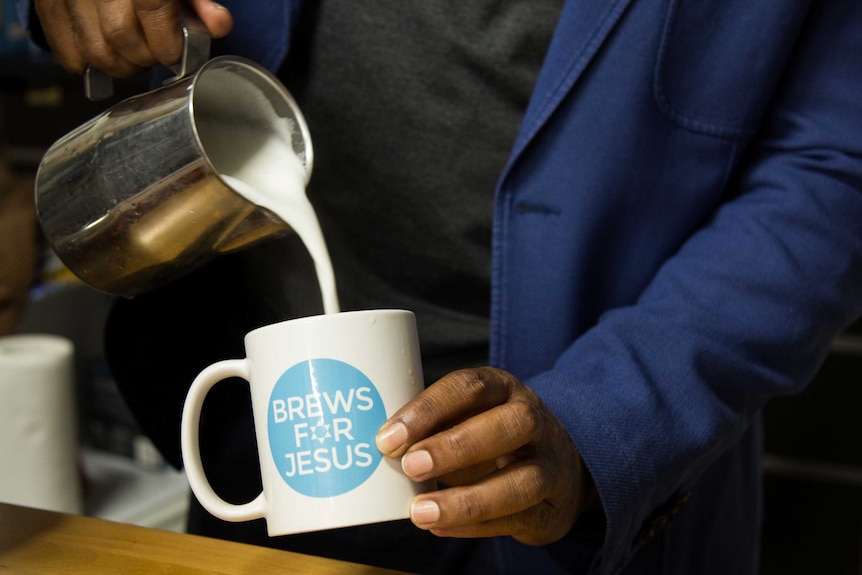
[654, 0, 809, 138]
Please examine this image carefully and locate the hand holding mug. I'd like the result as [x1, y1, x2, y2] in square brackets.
[376, 366, 598, 546]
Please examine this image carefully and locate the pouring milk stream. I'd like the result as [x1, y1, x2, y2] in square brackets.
[194, 71, 340, 315]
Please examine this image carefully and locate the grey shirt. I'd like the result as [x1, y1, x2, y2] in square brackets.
[251, 1, 562, 383]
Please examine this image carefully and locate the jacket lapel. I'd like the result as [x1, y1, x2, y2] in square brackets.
[508, 0, 637, 163]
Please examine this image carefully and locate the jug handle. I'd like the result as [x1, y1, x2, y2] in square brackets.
[84, 66, 114, 102]
[162, 25, 212, 86]
[84, 22, 211, 102]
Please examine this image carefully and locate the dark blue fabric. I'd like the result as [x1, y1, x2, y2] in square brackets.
[489, 0, 862, 573]
[205, 0, 298, 70]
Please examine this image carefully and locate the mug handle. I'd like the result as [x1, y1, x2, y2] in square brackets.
[180, 359, 267, 522]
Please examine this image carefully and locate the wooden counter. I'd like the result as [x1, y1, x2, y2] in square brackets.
[0, 502, 412, 574]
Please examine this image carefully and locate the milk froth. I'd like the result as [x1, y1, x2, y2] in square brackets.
[194, 69, 340, 315]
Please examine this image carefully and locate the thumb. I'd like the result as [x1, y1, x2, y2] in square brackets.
[185, 0, 234, 38]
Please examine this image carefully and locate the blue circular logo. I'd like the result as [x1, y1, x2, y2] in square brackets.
[267, 358, 386, 497]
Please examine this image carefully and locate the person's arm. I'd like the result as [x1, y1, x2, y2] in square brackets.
[531, 0, 862, 568]
[18, 1, 299, 77]
[378, 0, 862, 571]
[19, 0, 232, 77]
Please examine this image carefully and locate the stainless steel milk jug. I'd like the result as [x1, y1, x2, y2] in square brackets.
[34, 30, 313, 297]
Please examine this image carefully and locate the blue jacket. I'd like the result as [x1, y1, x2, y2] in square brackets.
[487, 1, 862, 573]
[215, 2, 862, 572]
[19, 1, 862, 573]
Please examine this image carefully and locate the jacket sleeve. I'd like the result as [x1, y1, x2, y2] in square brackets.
[526, 1, 862, 572]
[15, 0, 31, 30]
[16, 0, 48, 50]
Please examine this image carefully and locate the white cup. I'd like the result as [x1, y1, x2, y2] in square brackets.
[181, 309, 434, 535]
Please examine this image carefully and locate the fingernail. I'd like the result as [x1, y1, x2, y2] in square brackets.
[410, 499, 440, 525]
[495, 454, 516, 469]
[376, 422, 407, 454]
[401, 450, 433, 478]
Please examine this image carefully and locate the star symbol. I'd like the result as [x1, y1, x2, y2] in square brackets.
[310, 420, 331, 444]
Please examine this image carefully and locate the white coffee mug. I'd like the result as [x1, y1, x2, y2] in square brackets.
[181, 309, 434, 535]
